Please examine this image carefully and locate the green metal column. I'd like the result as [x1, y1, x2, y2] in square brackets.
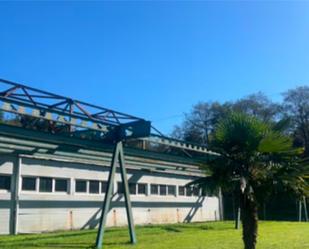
[95, 142, 119, 249]
[118, 142, 137, 244]
[95, 141, 137, 249]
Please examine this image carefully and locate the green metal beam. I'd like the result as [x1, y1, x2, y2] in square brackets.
[95, 141, 136, 249]
[95, 142, 119, 249]
[0, 123, 209, 168]
[118, 142, 137, 244]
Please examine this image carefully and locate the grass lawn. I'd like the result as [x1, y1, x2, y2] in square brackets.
[0, 221, 308, 249]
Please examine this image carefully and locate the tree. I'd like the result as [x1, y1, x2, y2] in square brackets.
[171, 101, 231, 145]
[192, 113, 308, 249]
[172, 92, 280, 146]
[283, 86, 309, 157]
[232, 92, 280, 122]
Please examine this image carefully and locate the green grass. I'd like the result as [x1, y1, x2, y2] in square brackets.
[0, 221, 308, 249]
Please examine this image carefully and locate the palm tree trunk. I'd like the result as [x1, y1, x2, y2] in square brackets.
[240, 193, 258, 249]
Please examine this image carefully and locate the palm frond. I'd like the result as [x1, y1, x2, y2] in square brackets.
[258, 131, 295, 153]
[186, 176, 221, 196]
[272, 117, 291, 132]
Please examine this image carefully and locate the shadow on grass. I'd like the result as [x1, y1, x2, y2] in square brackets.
[0, 230, 96, 248]
[142, 222, 235, 233]
[0, 242, 94, 249]
[161, 226, 182, 233]
[1, 239, 132, 249]
[0, 222, 236, 249]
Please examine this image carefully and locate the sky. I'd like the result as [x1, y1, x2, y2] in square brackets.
[1, 1, 309, 134]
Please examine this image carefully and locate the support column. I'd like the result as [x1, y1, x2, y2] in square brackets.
[118, 143, 137, 244]
[298, 200, 302, 222]
[96, 143, 119, 249]
[11, 156, 21, 235]
[235, 205, 240, 229]
[95, 141, 136, 249]
[303, 197, 308, 222]
[218, 188, 224, 221]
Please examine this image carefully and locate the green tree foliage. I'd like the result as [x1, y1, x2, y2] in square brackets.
[283, 86, 309, 156]
[172, 92, 280, 145]
[171, 102, 231, 145]
[232, 92, 281, 122]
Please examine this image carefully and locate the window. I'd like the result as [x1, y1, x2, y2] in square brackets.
[138, 183, 147, 195]
[22, 177, 36, 191]
[186, 186, 193, 196]
[55, 179, 68, 192]
[89, 180, 100, 194]
[178, 186, 185, 196]
[117, 182, 124, 194]
[0, 175, 10, 191]
[193, 187, 200, 196]
[76, 180, 87, 193]
[39, 177, 52, 192]
[118, 182, 139, 195]
[159, 185, 167, 196]
[150, 184, 159, 195]
[129, 183, 136, 195]
[167, 185, 176, 196]
[101, 181, 108, 193]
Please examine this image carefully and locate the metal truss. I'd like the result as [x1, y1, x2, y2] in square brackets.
[0, 78, 145, 138]
[0, 78, 213, 155]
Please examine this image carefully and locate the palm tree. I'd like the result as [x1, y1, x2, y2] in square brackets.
[192, 113, 309, 249]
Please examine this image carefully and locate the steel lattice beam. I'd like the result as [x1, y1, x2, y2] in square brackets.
[0, 78, 215, 155]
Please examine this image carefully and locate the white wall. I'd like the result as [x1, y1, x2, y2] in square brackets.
[0, 156, 220, 234]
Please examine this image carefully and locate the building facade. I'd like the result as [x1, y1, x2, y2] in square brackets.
[0, 124, 221, 235]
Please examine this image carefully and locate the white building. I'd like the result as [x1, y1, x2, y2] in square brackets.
[0, 124, 221, 235]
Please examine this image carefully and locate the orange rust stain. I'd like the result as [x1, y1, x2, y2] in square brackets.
[69, 210, 73, 230]
[113, 209, 117, 227]
[176, 209, 180, 223]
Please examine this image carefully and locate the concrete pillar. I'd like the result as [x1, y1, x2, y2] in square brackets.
[218, 188, 224, 221]
[10, 156, 21, 235]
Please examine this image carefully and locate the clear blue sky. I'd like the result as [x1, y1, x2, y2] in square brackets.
[1, 1, 309, 134]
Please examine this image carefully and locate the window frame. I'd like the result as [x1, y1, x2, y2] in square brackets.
[0, 174, 11, 192]
[128, 182, 137, 195]
[75, 179, 88, 194]
[178, 186, 185, 196]
[159, 184, 167, 196]
[150, 184, 159, 195]
[21, 176, 37, 192]
[39, 177, 53, 193]
[101, 181, 108, 194]
[186, 186, 193, 197]
[89, 180, 100, 194]
[54, 178, 69, 193]
[137, 183, 147, 195]
[167, 185, 176, 196]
